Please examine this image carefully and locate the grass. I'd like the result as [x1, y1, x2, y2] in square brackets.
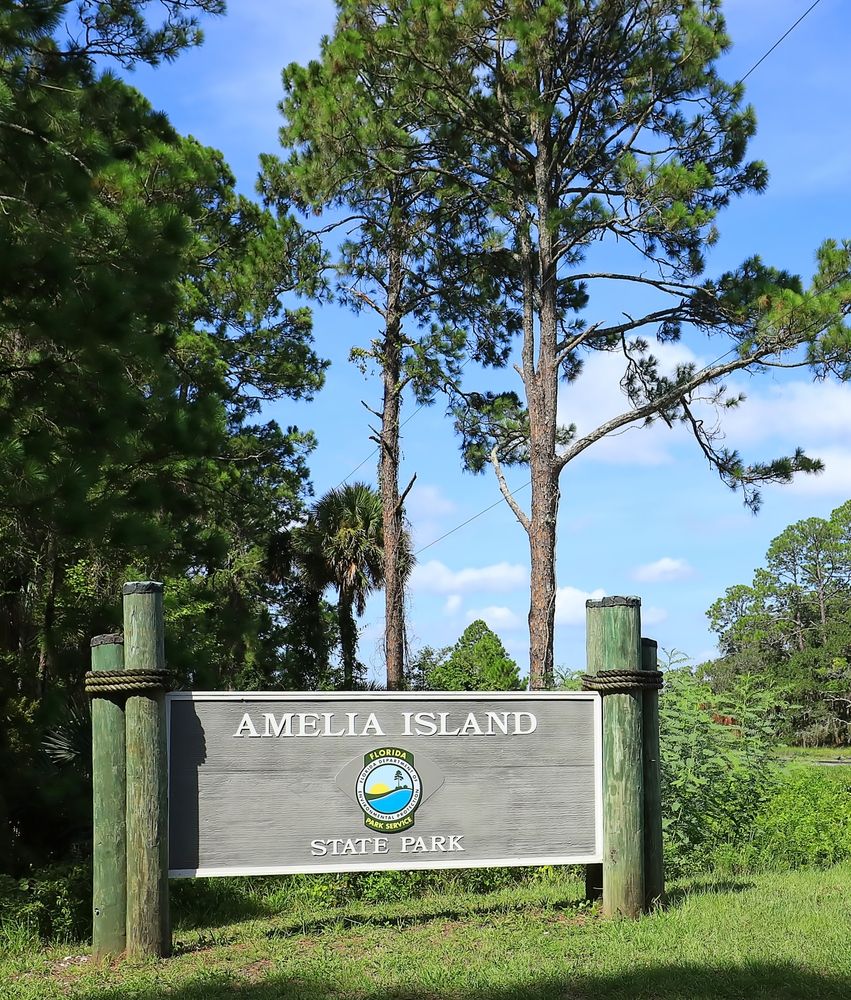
[2, 864, 850, 999]
[775, 745, 851, 764]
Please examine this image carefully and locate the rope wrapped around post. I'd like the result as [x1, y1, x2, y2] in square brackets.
[581, 669, 663, 694]
[85, 669, 170, 696]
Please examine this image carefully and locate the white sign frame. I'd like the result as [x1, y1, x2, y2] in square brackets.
[166, 690, 603, 877]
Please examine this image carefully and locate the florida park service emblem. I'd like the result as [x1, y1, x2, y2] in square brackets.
[355, 748, 422, 832]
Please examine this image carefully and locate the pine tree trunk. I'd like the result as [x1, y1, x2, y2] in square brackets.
[527, 462, 559, 690]
[381, 241, 407, 690]
[526, 106, 560, 691]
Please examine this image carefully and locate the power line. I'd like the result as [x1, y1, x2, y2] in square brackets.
[739, 0, 823, 83]
[415, 480, 530, 556]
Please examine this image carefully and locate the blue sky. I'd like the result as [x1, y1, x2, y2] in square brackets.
[127, 0, 851, 679]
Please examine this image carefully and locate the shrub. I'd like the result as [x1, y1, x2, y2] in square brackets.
[659, 668, 782, 876]
[748, 768, 851, 870]
[0, 863, 90, 943]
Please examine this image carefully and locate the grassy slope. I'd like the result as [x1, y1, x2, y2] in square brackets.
[3, 865, 851, 1000]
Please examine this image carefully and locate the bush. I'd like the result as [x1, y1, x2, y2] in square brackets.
[0, 862, 90, 943]
[748, 768, 851, 870]
[659, 668, 782, 877]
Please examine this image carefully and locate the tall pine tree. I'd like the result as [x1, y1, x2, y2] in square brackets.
[262, 1, 517, 687]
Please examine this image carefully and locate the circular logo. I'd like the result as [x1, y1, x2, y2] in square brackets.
[356, 750, 422, 830]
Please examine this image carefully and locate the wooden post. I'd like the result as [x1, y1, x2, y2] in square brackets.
[91, 634, 126, 958]
[586, 596, 645, 918]
[641, 637, 665, 908]
[123, 581, 170, 958]
[583, 588, 603, 902]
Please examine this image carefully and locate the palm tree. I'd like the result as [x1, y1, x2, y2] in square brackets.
[296, 483, 413, 689]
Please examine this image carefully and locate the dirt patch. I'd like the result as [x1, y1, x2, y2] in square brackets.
[238, 958, 273, 982]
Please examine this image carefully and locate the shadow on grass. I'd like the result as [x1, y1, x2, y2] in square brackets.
[258, 896, 587, 939]
[170, 879, 272, 931]
[77, 962, 851, 1000]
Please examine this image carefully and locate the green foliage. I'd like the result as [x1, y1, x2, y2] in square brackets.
[0, 863, 91, 943]
[0, 1, 331, 874]
[707, 500, 851, 745]
[171, 865, 563, 932]
[748, 769, 851, 871]
[421, 620, 524, 691]
[659, 667, 782, 876]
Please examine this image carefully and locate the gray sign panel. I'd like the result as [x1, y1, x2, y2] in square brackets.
[167, 692, 602, 876]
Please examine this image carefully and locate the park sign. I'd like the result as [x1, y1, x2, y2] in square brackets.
[167, 691, 603, 876]
[90, 587, 661, 959]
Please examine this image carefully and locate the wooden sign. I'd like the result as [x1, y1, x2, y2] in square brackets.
[167, 691, 602, 877]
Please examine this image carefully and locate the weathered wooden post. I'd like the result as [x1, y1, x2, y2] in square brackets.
[123, 581, 171, 958]
[89, 634, 127, 957]
[584, 596, 645, 918]
[641, 637, 665, 908]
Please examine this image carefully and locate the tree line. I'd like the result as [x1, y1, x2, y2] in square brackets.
[707, 501, 851, 747]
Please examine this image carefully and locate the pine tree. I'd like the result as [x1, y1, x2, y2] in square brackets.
[425, 619, 524, 691]
[326, 0, 851, 687]
[261, 0, 517, 688]
[708, 501, 851, 745]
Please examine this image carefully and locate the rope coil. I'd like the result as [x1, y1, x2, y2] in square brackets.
[581, 669, 663, 693]
[85, 669, 170, 696]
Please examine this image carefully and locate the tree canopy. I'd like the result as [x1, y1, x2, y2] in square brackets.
[416, 619, 524, 692]
[305, 0, 851, 687]
[707, 501, 851, 746]
[0, 0, 332, 872]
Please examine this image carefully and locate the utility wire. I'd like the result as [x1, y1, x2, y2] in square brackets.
[739, 0, 823, 83]
[343, 0, 829, 546]
[337, 355, 473, 488]
[415, 481, 531, 556]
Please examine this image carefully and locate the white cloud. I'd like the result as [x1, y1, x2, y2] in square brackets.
[555, 586, 607, 626]
[781, 447, 851, 497]
[407, 483, 457, 520]
[443, 594, 462, 615]
[633, 557, 695, 583]
[410, 559, 527, 594]
[642, 606, 669, 627]
[722, 380, 851, 445]
[466, 606, 523, 631]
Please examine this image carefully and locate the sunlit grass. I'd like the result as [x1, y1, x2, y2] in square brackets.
[3, 864, 850, 999]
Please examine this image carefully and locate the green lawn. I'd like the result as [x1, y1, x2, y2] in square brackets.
[3, 864, 851, 999]
[775, 745, 851, 764]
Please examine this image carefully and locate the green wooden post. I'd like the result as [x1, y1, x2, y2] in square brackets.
[583, 592, 603, 903]
[123, 581, 170, 958]
[586, 596, 645, 918]
[91, 634, 126, 958]
[641, 637, 665, 908]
